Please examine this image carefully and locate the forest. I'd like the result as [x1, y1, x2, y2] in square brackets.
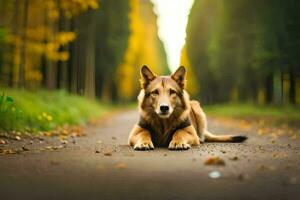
[0, 0, 168, 102]
[0, 0, 300, 132]
[185, 0, 300, 105]
[2, 0, 299, 105]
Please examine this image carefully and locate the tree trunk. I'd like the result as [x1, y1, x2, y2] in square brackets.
[46, 60, 57, 90]
[57, 37, 68, 90]
[68, 19, 78, 94]
[289, 69, 296, 104]
[44, 1, 59, 90]
[265, 73, 273, 104]
[18, 0, 29, 88]
[57, 2, 69, 90]
[83, 16, 96, 99]
[0, 1, 16, 87]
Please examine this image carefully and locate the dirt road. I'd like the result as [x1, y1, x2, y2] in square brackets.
[0, 110, 299, 200]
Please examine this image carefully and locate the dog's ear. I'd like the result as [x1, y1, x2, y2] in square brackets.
[140, 65, 156, 88]
[171, 66, 186, 89]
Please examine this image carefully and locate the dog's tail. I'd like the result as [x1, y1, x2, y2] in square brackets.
[204, 130, 248, 143]
[189, 100, 248, 143]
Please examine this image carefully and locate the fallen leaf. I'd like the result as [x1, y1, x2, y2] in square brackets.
[61, 140, 68, 144]
[271, 139, 276, 144]
[50, 161, 60, 165]
[95, 150, 100, 153]
[229, 156, 238, 161]
[59, 135, 67, 140]
[204, 156, 225, 166]
[0, 149, 19, 154]
[103, 151, 112, 156]
[0, 140, 6, 144]
[56, 145, 64, 149]
[61, 129, 69, 135]
[44, 145, 64, 151]
[115, 162, 126, 169]
[43, 132, 52, 137]
[46, 146, 55, 150]
[22, 146, 30, 151]
[257, 129, 265, 136]
[97, 140, 102, 144]
[15, 136, 21, 141]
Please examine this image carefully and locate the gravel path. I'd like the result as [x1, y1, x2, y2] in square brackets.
[0, 110, 299, 200]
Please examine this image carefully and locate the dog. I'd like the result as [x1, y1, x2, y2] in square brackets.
[128, 65, 247, 150]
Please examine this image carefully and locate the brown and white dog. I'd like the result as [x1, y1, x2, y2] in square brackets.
[128, 65, 247, 150]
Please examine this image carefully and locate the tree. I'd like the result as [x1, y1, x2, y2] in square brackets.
[185, 0, 300, 105]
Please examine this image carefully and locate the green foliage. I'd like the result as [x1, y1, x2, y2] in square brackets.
[204, 104, 300, 127]
[0, 27, 5, 41]
[0, 90, 108, 132]
[95, 0, 131, 99]
[0, 27, 4, 73]
[186, 0, 300, 104]
[0, 92, 14, 113]
[205, 104, 300, 118]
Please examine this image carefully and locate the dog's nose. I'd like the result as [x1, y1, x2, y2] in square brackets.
[160, 104, 169, 113]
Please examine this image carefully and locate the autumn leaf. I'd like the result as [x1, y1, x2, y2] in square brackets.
[204, 156, 225, 166]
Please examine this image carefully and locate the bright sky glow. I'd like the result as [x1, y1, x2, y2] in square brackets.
[151, 0, 194, 72]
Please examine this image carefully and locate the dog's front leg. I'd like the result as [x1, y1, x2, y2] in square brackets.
[169, 126, 200, 150]
[128, 124, 154, 150]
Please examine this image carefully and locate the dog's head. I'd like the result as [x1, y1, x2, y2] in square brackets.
[139, 65, 188, 119]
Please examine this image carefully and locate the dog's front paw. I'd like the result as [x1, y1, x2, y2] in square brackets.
[168, 140, 191, 150]
[134, 140, 154, 151]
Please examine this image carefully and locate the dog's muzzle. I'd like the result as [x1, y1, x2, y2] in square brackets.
[160, 103, 169, 114]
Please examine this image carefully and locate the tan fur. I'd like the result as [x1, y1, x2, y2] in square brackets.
[128, 65, 247, 150]
[189, 100, 239, 142]
[128, 125, 154, 150]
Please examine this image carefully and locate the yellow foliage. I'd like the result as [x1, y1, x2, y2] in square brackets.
[60, 0, 100, 18]
[25, 70, 42, 82]
[116, 0, 167, 100]
[3, 0, 99, 86]
[56, 32, 77, 45]
[59, 51, 70, 61]
[180, 45, 199, 96]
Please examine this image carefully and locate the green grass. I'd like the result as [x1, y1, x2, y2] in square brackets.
[204, 104, 300, 126]
[0, 89, 110, 133]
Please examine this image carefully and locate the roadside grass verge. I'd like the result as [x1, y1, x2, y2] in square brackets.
[0, 89, 110, 133]
[204, 104, 300, 128]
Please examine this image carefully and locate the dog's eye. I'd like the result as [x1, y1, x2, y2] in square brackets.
[169, 89, 177, 95]
[151, 90, 159, 96]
